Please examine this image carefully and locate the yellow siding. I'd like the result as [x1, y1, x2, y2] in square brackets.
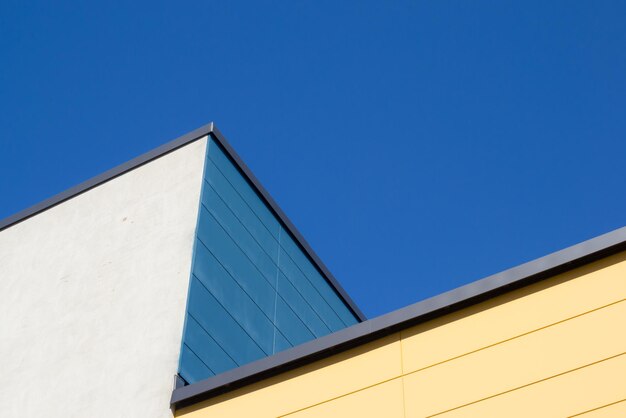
[177, 334, 402, 418]
[401, 252, 626, 373]
[403, 301, 626, 417]
[282, 378, 405, 418]
[176, 251, 626, 418]
[431, 354, 626, 418]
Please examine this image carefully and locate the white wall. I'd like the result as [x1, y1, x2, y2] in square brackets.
[0, 137, 207, 418]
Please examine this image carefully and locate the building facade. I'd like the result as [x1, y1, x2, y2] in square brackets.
[1, 123, 624, 417]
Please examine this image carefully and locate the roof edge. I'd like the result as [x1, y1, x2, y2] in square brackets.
[0, 122, 365, 321]
[209, 125, 365, 321]
[171, 225, 626, 409]
[0, 122, 215, 232]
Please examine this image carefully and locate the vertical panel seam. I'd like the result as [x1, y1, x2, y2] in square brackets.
[275, 335, 403, 417]
[403, 297, 626, 378]
[203, 178, 334, 334]
[280, 243, 350, 327]
[273, 227, 282, 353]
[190, 273, 272, 356]
[206, 154, 352, 327]
[198, 205, 318, 339]
[194, 235, 295, 348]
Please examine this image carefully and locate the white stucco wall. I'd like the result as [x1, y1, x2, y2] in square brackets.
[0, 137, 207, 418]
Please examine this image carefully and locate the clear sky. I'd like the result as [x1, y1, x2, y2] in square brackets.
[1, 1, 625, 318]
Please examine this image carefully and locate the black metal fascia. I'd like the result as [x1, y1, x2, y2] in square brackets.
[208, 125, 365, 321]
[170, 225, 626, 410]
[0, 122, 215, 232]
[0, 122, 366, 321]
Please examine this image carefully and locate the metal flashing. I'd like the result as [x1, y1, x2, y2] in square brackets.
[209, 125, 365, 322]
[0, 122, 215, 232]
[0, 122, 365, 322]
[170, 225, 626, 410]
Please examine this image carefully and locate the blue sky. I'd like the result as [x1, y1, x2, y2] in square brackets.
[1, 1, 625, 318]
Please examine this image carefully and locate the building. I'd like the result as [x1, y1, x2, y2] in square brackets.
[1, 123, 624, 417]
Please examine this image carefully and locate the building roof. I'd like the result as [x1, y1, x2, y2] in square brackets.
[0, 122, 365, 322]
[170, 224, 626, 409]
[4, 123, 625, 411]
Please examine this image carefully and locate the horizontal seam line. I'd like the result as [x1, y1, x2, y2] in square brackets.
[203, 174, 347, 328]
[402, 297, 626, 377]
[190, 273, 271, 356]
[206, 155, 279, 240]
[195, 235, 297, 347]
[201, 184, 333, 333]
[426, 351, 626, 417]
[186, 313, 238, 367]
[182, 342, 216, 375]
[568, 398, 626, 417]
[278, 375, 404, 417]
[198, 206, 317, 340]
[205, 157, 351, 326]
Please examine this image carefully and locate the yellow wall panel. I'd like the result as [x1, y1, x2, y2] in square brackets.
[403, 300, 626, 417]
[176, 333, 402, 418]
[402, 252, 626, 374]
[281, 378, 405, 418]
[573, 399, 626, 417]
[176, 251, 626, 418]
[432, 353, 626, 418]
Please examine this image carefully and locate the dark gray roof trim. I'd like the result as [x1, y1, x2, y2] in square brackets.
[0, 122, 365, 321]
[0, 122, 215, 232]
[209, 125, 365, 321]
[171, 225, 626, 409]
